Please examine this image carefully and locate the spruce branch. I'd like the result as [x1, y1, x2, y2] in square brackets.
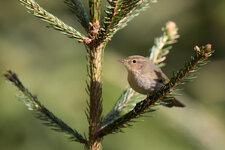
[89, 0, 101, 23]
[99, 0, 157, 42]
[102, 88, 145, 125]
[102, 21, 179, 125]
[19, 0, 91, 43]
[64, 0, 90, 30]
[88, 0, 101, 39]
[97, 44, 214, 138]
[149, 21, 179, 67]
[4, 70, 88, 145]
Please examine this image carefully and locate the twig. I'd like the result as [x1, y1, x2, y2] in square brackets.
[88, 0, 101, 39]
[64, 0, 90, 30]
[19, 0, 91, 44]
[4, 70, 88, 145]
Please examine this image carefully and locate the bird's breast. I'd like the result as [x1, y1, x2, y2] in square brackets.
[128, 72, 163, 95]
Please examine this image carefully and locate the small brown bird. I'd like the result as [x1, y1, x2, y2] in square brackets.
[119, 55, 185, 107]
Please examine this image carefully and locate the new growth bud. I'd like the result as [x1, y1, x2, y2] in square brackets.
[166, 21, 178, 37]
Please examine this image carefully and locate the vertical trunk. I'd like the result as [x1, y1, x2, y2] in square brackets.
[87, 41, 107, 150]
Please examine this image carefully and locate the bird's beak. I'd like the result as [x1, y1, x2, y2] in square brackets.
[118, 59, 127, 63]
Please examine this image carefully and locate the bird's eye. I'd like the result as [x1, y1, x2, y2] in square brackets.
[132, 60, 136, 63]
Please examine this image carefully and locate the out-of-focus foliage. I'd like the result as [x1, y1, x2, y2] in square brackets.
[0, 0, 225, 150]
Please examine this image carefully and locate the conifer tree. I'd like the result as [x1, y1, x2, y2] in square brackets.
[5, 0, 214, 149]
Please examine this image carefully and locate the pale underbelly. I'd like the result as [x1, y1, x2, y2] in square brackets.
[128, 75, 163, 95]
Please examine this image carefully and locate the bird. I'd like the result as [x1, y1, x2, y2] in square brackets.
[119, 55, 185, 108]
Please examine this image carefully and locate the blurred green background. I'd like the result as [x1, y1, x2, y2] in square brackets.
[1, 0, 225, 150]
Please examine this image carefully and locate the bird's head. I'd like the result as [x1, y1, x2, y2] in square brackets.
[119, 55, 152, 73]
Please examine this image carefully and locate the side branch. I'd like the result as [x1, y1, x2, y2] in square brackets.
[96, 44, 213, 138]
[19, 0, 91, 43]
[64, 0, 90, 30]
[4, 70, 88, 145]
[150, 21, 179, 65]
[100, 0, 157, 42]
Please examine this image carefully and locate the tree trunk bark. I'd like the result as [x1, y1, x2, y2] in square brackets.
[87, 41, 107, 150]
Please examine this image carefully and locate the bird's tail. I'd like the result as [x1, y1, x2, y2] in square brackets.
[160, 96, 185, 108]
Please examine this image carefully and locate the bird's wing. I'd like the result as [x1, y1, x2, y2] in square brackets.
[153, 67, 170, 84]
[141, 60, 170, 84]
